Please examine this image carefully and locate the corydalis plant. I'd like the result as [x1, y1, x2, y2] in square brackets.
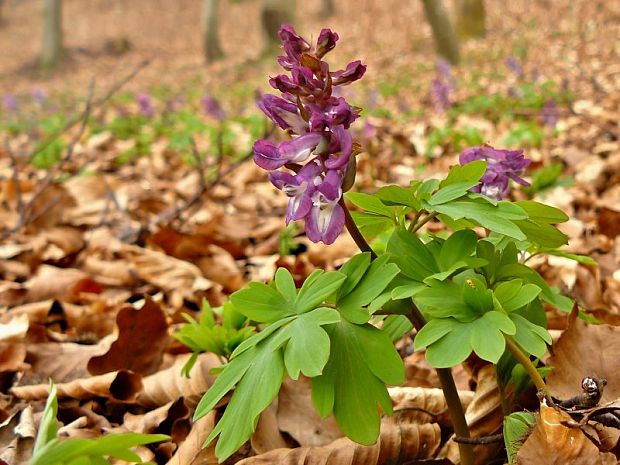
[253, 24, 366, 244]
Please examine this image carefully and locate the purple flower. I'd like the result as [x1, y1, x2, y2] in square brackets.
[270, 161, 323, 224]
[430, 78, 452, 113]
[254, 139, 286, 170]
[331, 60, 367, 86]
[201, 95, 225, 120]
[258, 94, 307, 133]
[436, 58, 455, 90]
[324, 125, 352, 169]
[316, 28, 339, 58]
[32, 87, 47, 107]
[505, 57, 524, 78]
[305, 170, 345, 245]
[3, 95, 17, 113]
[540, 100, 558, 128]
[459, 145, 531, 199]
[136, 92, 155, 117]
[308, 97, 359, 131]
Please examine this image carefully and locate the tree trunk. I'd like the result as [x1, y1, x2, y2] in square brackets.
[202, 0, 224, 63]
[0, 0, 5, 26]
[320, 0, 335, 17]
[421, 0, 460, 65]
[260, 0, 296, 54]
[454, 0, 485, 39]
[41, 0, 63, 68]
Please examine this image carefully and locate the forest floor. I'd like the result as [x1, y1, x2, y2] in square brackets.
[0, 0, 620, 463]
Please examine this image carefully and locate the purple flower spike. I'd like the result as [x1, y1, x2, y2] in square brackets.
[430, 78, 452, 113]
[32, 87, 47, 107]
[305, 171, 345, 244]
[254, 25, 366, 244]
[541, 100, 558, 128]
[136, 93, 155, 117]
[505, 57, 524, 78]
[316, 28, 339, 58]
[459, 145, 531, 199]
[201, 94, 225, 120]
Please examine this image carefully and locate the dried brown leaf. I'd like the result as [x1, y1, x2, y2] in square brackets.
[88, 297, 169, 376]
[137, 353, 219, 408]
[517, 403, 616, 464]
[167, 411, 218, 465]
[10, 369, 142, 402]
[237, 418, 442, 465]
[252, 398, 288, 454]
[547, 310, 620, 403]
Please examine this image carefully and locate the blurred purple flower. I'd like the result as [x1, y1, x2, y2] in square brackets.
[2, 95, 18, 113]
[505, 57, 524, 78]
[253, 24, 366, 244]
[436, 58, 456, 90]
[32, 87, 47, 107]
[459, 145, 531, 199]
[201, 94, 225, 120]
[540, 100, 558, 128]
[430, 78, 452, 113]
[136, 92, 155, 117]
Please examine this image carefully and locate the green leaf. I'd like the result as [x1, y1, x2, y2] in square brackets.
[311, 321, 404, 444]
[33, 381, 59, 454]
[381, 315, 414, 342]
[515, 219, 568, 248]
[441, 160, 487, 186]
[346, 192, 393, 217]
[415, 281, 477, 321]
[337, 253, 372, 299]
[414, 318, 458, 350]
[230, 282, 291, 322]
[429, 181, 480, 205]
[337, 254, 400, 317]
[495, 281, 541, 312]
[229, 316, 295, 359]
[504, 411, 535, 464]
[205, 344, 285, 461]
[509, 314, 551, 358]
[425, 324, 473, 368]
[376, 185, 419, 209]
[469, 312, 516, 363]
[268, 307, 340, 379]
[391, 282, 427, 300]
[515, 200, 569, 224]
[275, 268, 297, 302]
[537, 249, 597, 266]
[438, 230, 478, 271]
[294, 270, 346, 314]
[350, 212, 394, 238]
[387, 229, 438, 281]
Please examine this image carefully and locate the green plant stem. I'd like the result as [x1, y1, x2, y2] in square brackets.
[411, 211, 438, 233]
[407, 309, 474, 465]
[339, 197, 377, 259]
[340, 199, 473, 465]
[504, 336, 548, 394]
[408, 210, 423, 232]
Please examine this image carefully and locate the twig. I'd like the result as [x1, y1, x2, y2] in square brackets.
[454, 432, 504, 445]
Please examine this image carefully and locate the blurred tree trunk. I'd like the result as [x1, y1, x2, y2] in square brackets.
[41, 0, 63, 68]
[454, 0, 485, 39]
[0, 0, 5, 26]
[421, 0, 460, 65]
[320, 0, 335, 17]
[202, 0, 224, 63]
[260, 0, 296, 54]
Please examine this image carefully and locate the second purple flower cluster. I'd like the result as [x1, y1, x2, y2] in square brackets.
[253, 25, 366, 245]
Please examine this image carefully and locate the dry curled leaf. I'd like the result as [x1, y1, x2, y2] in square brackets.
[124, 397, 190, 443]
[252, 397, 288, 454]
[167, 411, 218, 465]
[547, 309, 620, 403]
[88, 297, 169, 376]
[237, 417, 441, 465]
[137, 353, 219, 408]
[10, 370, 142, 402]
[390, 386, 474, 427]
[517, 403, 616, 464]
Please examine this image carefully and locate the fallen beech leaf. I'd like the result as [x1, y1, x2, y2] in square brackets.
[10, 370, 142, 402]
[443, 365, 503, 465]
[237, 418, 441, 465]
[124, 398, 190, 443]
[516, 403, 616, 464]
[0, 314, 29, 341]
[390, 386, 474, 428]
[88, 297, 169, 376]
[252, 398, 288, 454]
[0, 342, 27, 372]
[167, 411, 218, 465]
[0, 406, 34, 465]
[277, 377, 342, 447]
[547, 310, 620, 403]
[137, 353, 220, 408]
